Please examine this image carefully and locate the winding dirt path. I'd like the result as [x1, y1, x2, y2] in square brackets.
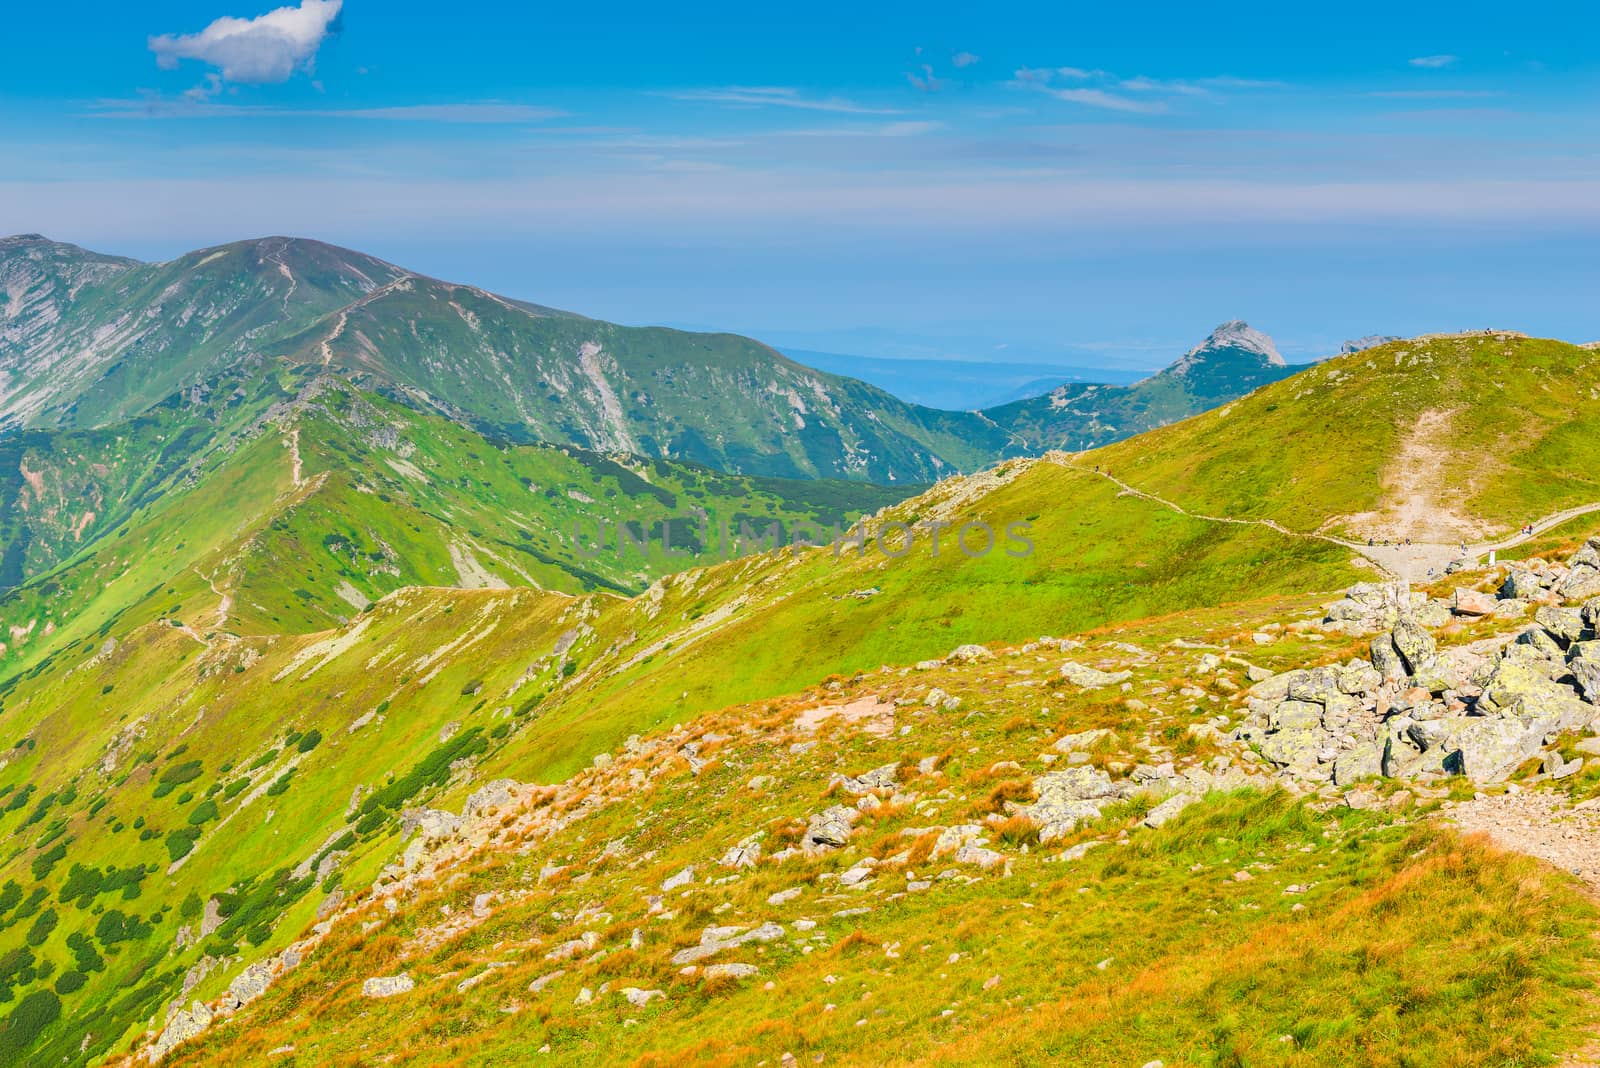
[1055, 457, 1600, 582]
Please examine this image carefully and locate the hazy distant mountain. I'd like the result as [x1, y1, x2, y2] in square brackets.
[781, 349, 1140, 410]
[990, 320, 1307, 452]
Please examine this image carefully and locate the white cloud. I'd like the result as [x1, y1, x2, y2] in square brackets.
[1011, 65, 1278, 113]
[150, 0, 342, 86]
[1409, 55, 1458, 69]
[952, 52, 980, 69]
[86, 98, 568, 123]
[781, 120, 943, 138]
[1366, 89, 1502, 100]
[906, 63, 946, 93]
[667, 87, 901, 115]
[1047, 88, 1169, 114]
[1118, 76, 1208, 97]
[1197, 76, 1288, 89]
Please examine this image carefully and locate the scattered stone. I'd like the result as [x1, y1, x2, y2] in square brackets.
[1059, 662, 1132, 688]
[362, 974, 415, 999]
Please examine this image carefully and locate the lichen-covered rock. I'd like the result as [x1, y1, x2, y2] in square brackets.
[1140, 793, 1198, 828]
[1058, 661, 1132, 688]
[1389, 619, 1437, 675]
[1332, 742, 1384, 785]
[1269, 700, 1323, 731]
[1443, 719, 1543, 782]
[1501, 568, 1550, 601]
[1017, 767, 1121, 841]
[831, 763, 898, 795]
[803, 805, 860, 853]
[362, 974, 415, 998]
[1370, 633, 1406, 682]
[1561, 565, 1600, 601]
[463, 779, 520, 819]
[1258, 727, 1322, 770]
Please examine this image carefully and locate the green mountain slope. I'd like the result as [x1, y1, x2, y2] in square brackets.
[0, 236, 1002, 482]
[3, 236, 1312, 483]
[0, 371, 912, 677]
[1092, 331, 1600, 541]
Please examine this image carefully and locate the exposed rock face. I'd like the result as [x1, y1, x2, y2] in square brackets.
[148, 1001, 211, 1062]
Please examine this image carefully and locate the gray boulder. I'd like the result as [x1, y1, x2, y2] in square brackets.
[1562, 565, 1600, 600]
[362, 974, 415, 998]
[1453, 588, 1496, 616]
[1140, 793, 1198, 829]
[1442, 719, 1543, 782]
[221, 962, 273, 1012]
[1258, 727, 1322, 770]
[150, 1001, 212, 1062]
[803, 806, 860, 853]
[463, 779, 520, 819]
[1333, 742, 1384, 785]
[1389, 619, 1437, 674]
[1570, 656, 1600, 703]
[1535, 606, 1587, 645]
[1370, 634, 1406, 682]
[1059, 661, 1132, 688]
[1501, 568, 1549, 601]
[1269, 700, 1323, 731]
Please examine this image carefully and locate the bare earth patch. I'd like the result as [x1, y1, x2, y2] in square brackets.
[1349, 408, 1489, 544]
[1443, 789, 1600, 895]
[794, 696, 895, 736]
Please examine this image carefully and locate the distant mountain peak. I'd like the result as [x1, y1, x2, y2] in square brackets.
[1168, 321, 1285, 375]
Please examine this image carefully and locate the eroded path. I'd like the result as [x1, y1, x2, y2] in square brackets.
[1445, 790, 1600, 895]
[1056, 456, 1600, 582]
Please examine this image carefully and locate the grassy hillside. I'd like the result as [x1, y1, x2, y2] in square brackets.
[0, 373, 913, 677]
[1090, 332, 1600, 541]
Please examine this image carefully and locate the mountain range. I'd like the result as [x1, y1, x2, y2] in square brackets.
[3, 234, 1304, 482]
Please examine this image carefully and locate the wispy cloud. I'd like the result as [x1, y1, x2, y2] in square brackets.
[1047, 88, 1169, 114]
[1195, 76, 1289, 90]
[1365, 89, 1502, 100]
[87, 97, 569, 123]
[952, 52, 981, 69]
[781, 120, 944, 138]
[906, 64, 945, 93]
[1010, 64, 1279, 113]
[149, 0, 343, 96]
[666, 86, 901, 115]
[1409, 54, 1458, 69]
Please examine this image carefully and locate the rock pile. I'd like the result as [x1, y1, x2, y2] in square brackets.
[1244, 538, 1600, 786]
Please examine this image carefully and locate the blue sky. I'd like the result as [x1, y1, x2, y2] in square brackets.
[3, 0, 1598, 368]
